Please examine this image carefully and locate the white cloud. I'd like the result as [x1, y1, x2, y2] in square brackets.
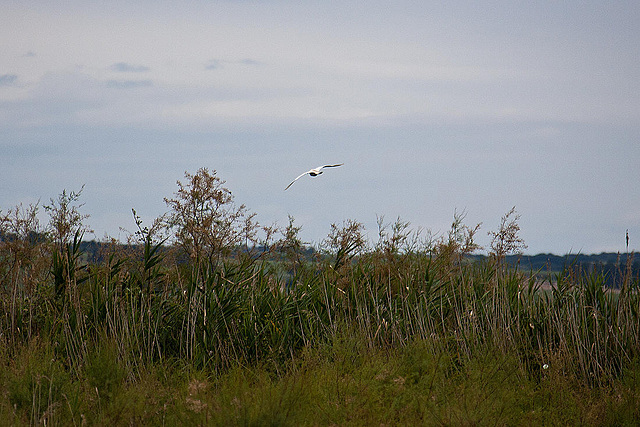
[204, 60, 221, 70]
[105, 79, 153, 89]
[0, 74, 18, 86]
[3, 2, 638, 127]
[110, 62, 150, 73]
[1, 1, 639, 253]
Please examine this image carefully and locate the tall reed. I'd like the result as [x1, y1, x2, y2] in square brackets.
[2, 185, 639, 423]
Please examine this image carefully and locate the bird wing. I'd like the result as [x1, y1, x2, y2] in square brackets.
[284, 171, 310, 190]
[319, 163, 343, 169]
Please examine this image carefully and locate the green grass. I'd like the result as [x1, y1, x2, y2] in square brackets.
[2, 181, 639, 425]
[1, 244, 639, 425]
[2, 332, 639, 425]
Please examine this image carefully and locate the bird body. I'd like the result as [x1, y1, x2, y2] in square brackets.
[285, 163, 343, 190]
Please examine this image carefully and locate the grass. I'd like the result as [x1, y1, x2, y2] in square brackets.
[1, 174, 639, 425]
[3, 332, 639, 425]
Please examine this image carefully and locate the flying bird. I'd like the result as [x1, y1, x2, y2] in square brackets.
[284, 163, 344, 190]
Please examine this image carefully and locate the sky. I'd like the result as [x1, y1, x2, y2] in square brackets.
[1, 1, 639, 255]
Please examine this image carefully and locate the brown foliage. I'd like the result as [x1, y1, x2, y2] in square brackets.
[164, 168, 257, 264]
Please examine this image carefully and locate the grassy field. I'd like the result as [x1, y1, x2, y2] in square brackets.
[1, 169, 639, 425]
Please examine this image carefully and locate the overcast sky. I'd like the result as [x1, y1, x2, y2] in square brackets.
[2, 1, 639, 254]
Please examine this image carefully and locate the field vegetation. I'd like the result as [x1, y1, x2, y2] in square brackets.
[1, 168, 639, 425]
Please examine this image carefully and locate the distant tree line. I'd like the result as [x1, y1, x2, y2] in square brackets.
[3, 229, 634, 289]
[469, 252, 639, 288]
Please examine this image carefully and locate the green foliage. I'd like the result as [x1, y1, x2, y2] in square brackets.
[1, 178, 640, 424]
[84, 337, 125, 402]
[5, 340, 70, 425]
[51, 229, 87, 302]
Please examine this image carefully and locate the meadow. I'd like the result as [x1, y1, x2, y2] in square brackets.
[1, 168, 639, 425]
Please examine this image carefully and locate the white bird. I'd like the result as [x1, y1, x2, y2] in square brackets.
[284, 163, 344, 190]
